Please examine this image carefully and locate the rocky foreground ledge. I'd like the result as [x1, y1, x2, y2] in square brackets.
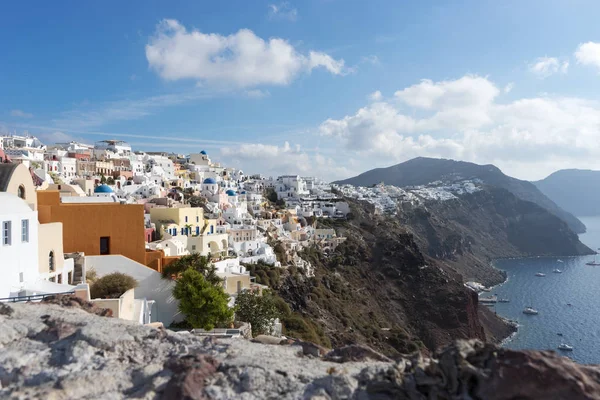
[1, 300, 600, 400]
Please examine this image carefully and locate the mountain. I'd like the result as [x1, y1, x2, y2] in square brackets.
[335, 157, 587, 233]
[534, 169, 600, 217]
[271, 189, 591, 355]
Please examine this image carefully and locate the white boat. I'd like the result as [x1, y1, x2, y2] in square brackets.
[586, 248, 600, 265]
[553, 269, 562, 273]
[535, 272, 546, 277]
[498, 298, 510, 303]
[523, 307, 539, 315]
[558, 343, 573, 351]
[479, 295, 497, 304]
[557, 259, 564, 263]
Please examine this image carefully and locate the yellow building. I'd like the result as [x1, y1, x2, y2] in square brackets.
[149, 206, 205, 237]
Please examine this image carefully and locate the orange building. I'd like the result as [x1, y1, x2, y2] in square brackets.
[37, 191, 147, 265]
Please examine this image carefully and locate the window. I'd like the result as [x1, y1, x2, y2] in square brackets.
[19, 272, 23, 283]
[192, 245, 196, 251]
[196, 216, 199, 223]
[17, 185, 25, 200]
[21, 220, 29, 243]
[3, 221, 11, 245]
[237, 281, 242, 293]
[49, 251, 55, 272]
[185, 216, 188, 222]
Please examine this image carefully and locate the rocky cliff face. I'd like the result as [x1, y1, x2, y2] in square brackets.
[275, 202, 487, 355]
[273, 187, 591, 354]
[398, 187, 593, 286]
[2, 301, 599, 400]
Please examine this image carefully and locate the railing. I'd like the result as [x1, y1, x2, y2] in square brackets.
[0, 290, 75, 303]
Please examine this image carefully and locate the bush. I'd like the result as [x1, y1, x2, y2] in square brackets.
[173, 269, 233, 330]
[90, 272, 137, 299]
[85, 268, 98, 284]
[234, 289, 281, 336]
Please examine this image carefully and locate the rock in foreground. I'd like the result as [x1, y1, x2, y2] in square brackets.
[1, 302, 599, 399]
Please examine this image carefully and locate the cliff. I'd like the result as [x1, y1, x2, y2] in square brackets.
[2, 300, 599, 400]
[272, 187, 590, 354]
[335, 157, 586, 234]
[275, 201, 487, 354]
[397, 187, 593, 286]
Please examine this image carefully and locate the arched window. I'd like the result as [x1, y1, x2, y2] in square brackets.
[49, 251, 55, 272]
[17, 185, 25, 200]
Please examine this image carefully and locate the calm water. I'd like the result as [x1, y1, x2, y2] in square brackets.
[489, 216, 600, 364]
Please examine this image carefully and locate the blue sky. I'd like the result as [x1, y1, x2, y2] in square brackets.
[3, 0, 600, 180]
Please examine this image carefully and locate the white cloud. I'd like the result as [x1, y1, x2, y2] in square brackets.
[268, 2, 298, 21]
[10, 109, 33, 118]
[528, 57, 568, 78]
[504, 83, 514, 93]
[145, 19, 346, 88]
[318, 74, 600, 180]
[368, 90, 382, 101]
[575, 42, 600, 71]
[219, 141, 352, 180]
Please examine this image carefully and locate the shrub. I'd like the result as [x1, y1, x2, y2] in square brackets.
[90, 272, 137, 299]
[85, 268, 98, 284]
[234, 289, 281, 336]
[173, 269, 233, 330]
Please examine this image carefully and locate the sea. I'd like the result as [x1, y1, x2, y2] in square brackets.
[489, 216, 600, 364]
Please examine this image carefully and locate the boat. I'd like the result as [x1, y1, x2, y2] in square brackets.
[479, 295, 497, 304]
[557, 259, 564, 263]
[586, 249, 600, 265]
[535, 272, 546, 277]
[557, 333, 564, 336]
[558, 343, 574, 351]
[567, 303, 573, 306]
[523, 307, 539, 315]
[498, 298, 510, 303]
[553, 269, 562, 273]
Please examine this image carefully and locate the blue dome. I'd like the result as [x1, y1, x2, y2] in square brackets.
[203, 178, 216, 184]
[94, 184, 113, 193]
[240, 191, 247, 194]
[200, 150, 207, 155]
[226, 189, 236, 196]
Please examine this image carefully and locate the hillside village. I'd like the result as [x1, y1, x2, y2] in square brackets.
[0, 134, 357, 331]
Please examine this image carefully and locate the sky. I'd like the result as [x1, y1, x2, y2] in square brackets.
[3, 0, 600, 181]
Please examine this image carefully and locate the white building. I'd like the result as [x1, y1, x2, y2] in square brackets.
[274, 175, 310, 199]
[145, 155, 175, 180]
[93, 140, 132, 159]
[0, 193, 39, 298]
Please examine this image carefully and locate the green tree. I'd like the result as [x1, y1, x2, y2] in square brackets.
[265, 188, 278, 203]
[100, 173, 107, 184]
[173, 269, 233, 330]
[234, 289, 281, 336]
[90, 272, 137, 299]
[161, 253, 220, 284]
[106, 176, 115, 185]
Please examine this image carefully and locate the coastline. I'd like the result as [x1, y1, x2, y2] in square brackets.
[478, 260, 516, 345]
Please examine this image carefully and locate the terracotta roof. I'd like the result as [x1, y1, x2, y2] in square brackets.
[0, 163, 18, 192]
